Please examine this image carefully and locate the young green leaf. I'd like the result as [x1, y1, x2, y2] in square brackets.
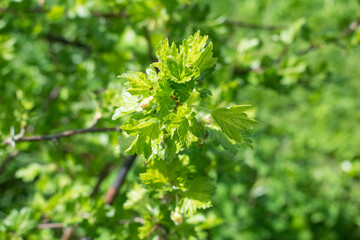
[165, 105, 201, 152]
[154, 87, 175, 118]
[112, 92, 139, 120]
[119, 72, 153, 96]
[121, 119, 161, 159]
[208, 128, 238, 155]
[180, 177, 215, 216]
[139, 157, 186, 190]
[211, 105, 257, 143]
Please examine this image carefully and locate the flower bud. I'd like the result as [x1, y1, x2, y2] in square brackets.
[139, 96, 154, 109]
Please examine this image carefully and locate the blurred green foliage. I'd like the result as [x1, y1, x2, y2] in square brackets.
[0, 0, 360, 239]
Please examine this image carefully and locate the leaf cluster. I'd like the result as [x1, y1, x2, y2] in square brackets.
[113, 31, 256, 222]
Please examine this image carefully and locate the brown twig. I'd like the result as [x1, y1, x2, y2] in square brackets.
[37, 223, 64, 229]
[45, 34, 91, 52]
[146, 224, 160, 238]
[105, 155, 137, 205]
[61, 224, 78, 240]
[144, 223, 167, 239]
[2, 127, 121, 145]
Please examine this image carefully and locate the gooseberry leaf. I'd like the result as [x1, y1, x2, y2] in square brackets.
[112, 92, 139, 120]
[208, 128, 238, 155]
[211, 105, 257, 143]
[180, 177, 215, 216]
[119, 72, 153, 96]
[121, 119, 161, 159]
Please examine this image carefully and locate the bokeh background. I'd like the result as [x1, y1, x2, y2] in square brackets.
[1, 0, 360, 239]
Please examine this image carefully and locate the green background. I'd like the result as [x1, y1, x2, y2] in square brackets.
[1, 0, 360, 239]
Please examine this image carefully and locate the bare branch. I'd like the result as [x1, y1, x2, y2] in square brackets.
[146, 224, 160, 238]
[45, 34, 91, 52]
[61, 225, 78, 240]
[37, 223, 64, 229]
[105, 155, 137, 205]
[2, 127, 121, 145]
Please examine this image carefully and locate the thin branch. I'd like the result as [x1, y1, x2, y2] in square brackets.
[37, 223, 64, 229]
[145, 223, 167, 239]
[45, 34, 91, 52]
[2, 127, 121, 145]
[61, 224, 78, 240]
[225, 20, 285, 31]
[146, 224, 160, 238]
[105, 154, 137, 205]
